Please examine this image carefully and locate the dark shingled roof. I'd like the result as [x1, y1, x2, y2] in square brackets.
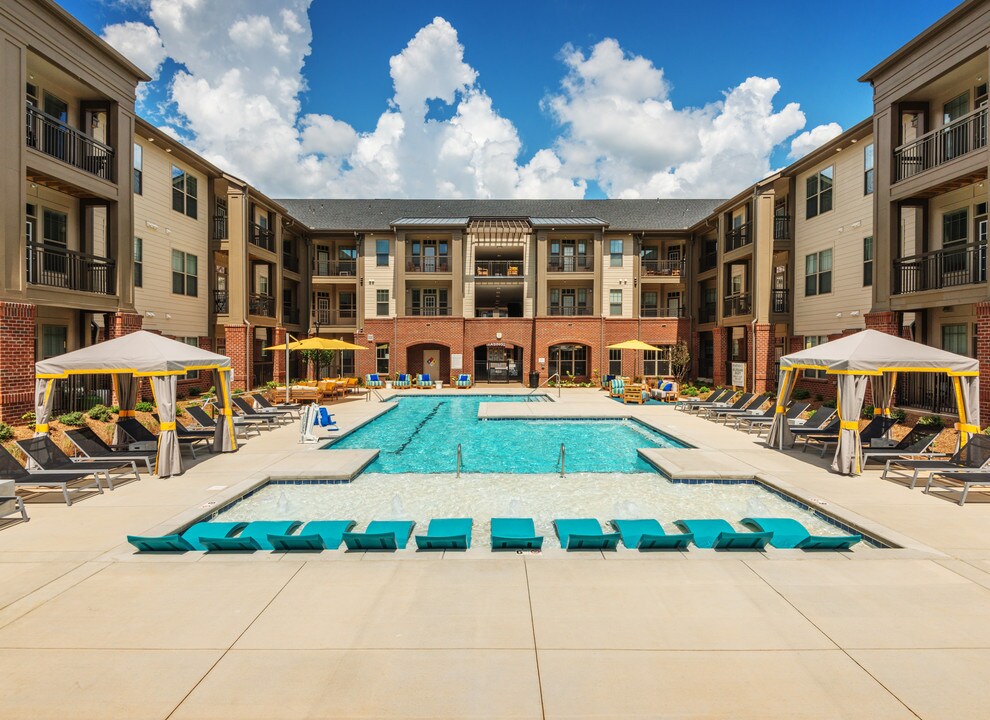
[276, 198, 724, 232]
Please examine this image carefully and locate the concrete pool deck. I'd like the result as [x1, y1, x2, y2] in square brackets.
[1, 388, 990, 718]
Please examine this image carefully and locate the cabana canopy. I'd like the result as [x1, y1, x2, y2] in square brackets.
[34, 331, 237, 478]
[768, 330, 979, 475]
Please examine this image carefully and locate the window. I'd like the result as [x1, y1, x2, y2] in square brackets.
[643, 347, 673, 377]
[40, 325, 67, 360]
[25, 203, 37, 246]
[339, 291, 357, 318]
[171, 165, 198, 219]
[134, 237, 143, 288]
[863, 237, 873, 287]
[944, 92, 969, 124]
[803, 336, 828, 379]
[549, 343, 587, 378]
[666, 291, 682, 317]
[133, 143, 143, 195]
[376, 239, 389, 266]
[805, 166, 834, 219]
[376, 289, 389, 316]
[183, 338, 200, 380]
[609, 289, 622, 316]
[642, 291, 658, 316]
[863, 143, 874, 195]
[804, 249, 832, 296]
[549, 287, 588, 314]
[42, 208, 67, 274]
[376, 344, 389, 375]
[943, 208, 968, 246]
[942, 324, 969, 356]
[340, 351, 355, 376]
[610, 239, 623, 267]
[171, 250, 198, 296]
[608, 349, 622, 376]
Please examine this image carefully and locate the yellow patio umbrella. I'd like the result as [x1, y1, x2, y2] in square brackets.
[264, 336, 367, 402]
[607, 339, 661, 379]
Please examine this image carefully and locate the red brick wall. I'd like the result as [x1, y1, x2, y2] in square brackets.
[103, 312, 143, 339]
[0, 302, 37, 423]
[752, 323, 775, 393]
[225, 325, 250, 391]
[712, 327, 727, 386]
[976, 302, 990, 423]
[272, 327, 287, 384]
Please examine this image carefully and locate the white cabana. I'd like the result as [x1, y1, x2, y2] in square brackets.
[767, 330, 980, 475]
[34, 331, 237, 478]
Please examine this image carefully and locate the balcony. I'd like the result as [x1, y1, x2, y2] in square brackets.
[26, 242, 115, 295]
[407, 256, 450, 273]
[774, 216, 791, 240]
[283, 306, 301, 325]
[212, 215, 227, 241]
[771, 289, 790, 314]
[548, 256, 593, 272]
[283, 254, 300, 273]
[409, 304, 451, 317]
[474, 260, 523, 277]
[892, 242, 987, 294]
[724, 222, 752, 253]
[699, 250, 717, 273]
[248, 293, 275, 317]
[212, 290, 228, 314]
[249, 223, 275, 252]
[548, 305, 593, 316]
[895, 106, 987, 183]
[25, 104, 115, 182]
[313, 259, 357, 277]
[641, 259, 685, 278]
[312, 309, 357, 326]
[724, 292, 752, 317]
[640, 306, 686, 318]
[699, 302, 717, 324]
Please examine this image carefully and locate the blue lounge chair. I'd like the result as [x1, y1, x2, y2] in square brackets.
[365, 374, 384, 389]
[554, 518, 620, 550]
[609, 378, 624, 398]
[342, 520, 415, 550]
[393, 373, 412, 389]
[201, 520, 302, 551]
[490, 517, 543, 550]
[415, 518, 473, 550]
[127, 521, 247, 552]
[267, 520, 357, 551]
[416, 373, 433, 389]
[455, 374, 473, 389]
[741, 517, 861, 550]
[611, 519, 693, 550]
[673, 519, 772, 549]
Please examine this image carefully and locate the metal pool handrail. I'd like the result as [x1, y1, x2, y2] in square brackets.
[559, 443, 565, 477]
[456, 443, 462, 477]
[529, 372, 561, 399]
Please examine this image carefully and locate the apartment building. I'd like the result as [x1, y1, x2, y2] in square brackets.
[860, 0, 990, 418]
[0, 0, 148, 422]
[277, 199, 718, 385]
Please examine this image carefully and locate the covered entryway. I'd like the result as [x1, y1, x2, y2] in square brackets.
[474, 343, 523, 383]
[406, 343, 450, 380]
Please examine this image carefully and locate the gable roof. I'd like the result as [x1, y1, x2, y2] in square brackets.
[276, 198, 723, 232]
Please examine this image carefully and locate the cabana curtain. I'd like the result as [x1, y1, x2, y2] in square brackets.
[112, 373, 140, 446]
[767, 367, 799, 449]
[211, 368, 236, 453]
[150, 375, 180, 477]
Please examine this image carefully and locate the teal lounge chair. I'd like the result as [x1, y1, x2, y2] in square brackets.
[342, 520, 415, 550]
[554, 518, 620, 550]
[365, 374, 384, 389]
[201, 521, 302, 551]
[741, 517, 861, 550]
[393, 373, 412, 389]
[415, 518, 473, 550]
[127, 521, 247, 552]
[416, 373, 433, 389]
[490, 517, 543, 550]
[611, 519, 693, 550]
[673, 519, 771, 549]
[267, 520, 357, 551]
[455, 374, 473, 388]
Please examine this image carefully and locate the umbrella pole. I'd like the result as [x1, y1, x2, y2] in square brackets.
[285, 333, 296, 405]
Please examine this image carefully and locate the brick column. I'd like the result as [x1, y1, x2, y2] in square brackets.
[0, 302, 37, 423]
[864, 310, 900, 337]
[272, 327, 287, 384]
[103, 311, 143, 339]
[752, 323, 775, 393]
[976, 302, 990, 422]
[690, 330, 701, 380]
[712, 326, 727, 387]
[225, 325, 251, 391]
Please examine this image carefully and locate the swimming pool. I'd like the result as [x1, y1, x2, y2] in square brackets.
[327, 395, 686, 473]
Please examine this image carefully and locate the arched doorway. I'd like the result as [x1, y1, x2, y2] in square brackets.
[474, 343, 523, 383]
[406, 343, 450, 380]
[548, 343, 589, 380]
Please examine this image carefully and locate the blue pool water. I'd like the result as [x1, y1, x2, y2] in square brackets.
[328, 395, 685, 473]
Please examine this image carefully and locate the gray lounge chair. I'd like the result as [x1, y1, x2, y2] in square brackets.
[16, 436, 140, 490]
[787, 409, 839, 448]
[232, 397, 284, 426]
[0, 444, 104, 506]
[802, 415, 899, 457]
[253, 394, 300, 418]
[862, 427, 943, 466]
[709, 393, 771, 423]
[185, 405, 262, 438]
[700, 392, 756, 419]
[883, 434, 990, 489]
[734, 402, 809, 434]
[64, 427, 155, 474]
[116, 417, 208, 458]
[676, 388, 733, 413]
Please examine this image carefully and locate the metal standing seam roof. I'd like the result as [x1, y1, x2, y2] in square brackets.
[528, 217, 607, 227]
[391, 217, 470, 227]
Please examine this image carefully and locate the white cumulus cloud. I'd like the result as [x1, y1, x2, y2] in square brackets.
[788, 122, 844, 160]
[100, 21, 166, 79]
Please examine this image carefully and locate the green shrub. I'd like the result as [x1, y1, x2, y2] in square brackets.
[233, 389, 244, 395]
[861, 404, 875, 419]
[697, 385, 710, 394]
[265, 380, 278, 390]
[187, 387, 201, 396]
[109, 405, 120, 414]
[822, 399, 837, 409]
[917, 414, 945, 430]
[87, 404, 113, 422]
[21, 412, 35, 423]
[57, 411, 87, 426]
[0, 422, 14, 441]
[815, 393, 824, 402]
[792, 388, 811, 400]
[135, 401, 155, 413]
[682, 386, 699, 397]
[891, 408, 907, 423]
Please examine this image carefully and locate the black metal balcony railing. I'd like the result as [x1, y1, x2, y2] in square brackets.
[249, 223, 275, 252]
[548, 256, 593, 272]
[641, 259, 685, 277]
[771, 289, 790, 314]
[474, 260, 523, 277]
[548, 305, 593, 316]
[26, 242, 116, 295]
[52, 374, 113, 415]
[893, 242, 987, 294]
[410, 304, 451, 316]
[699, 302, 717, 324]
[724, 292, 752, 317]
[725, 222, 752, 252]
[25, 104, 115, 182]
[282, 254, 299, 273]
[283, 307, 300, 325]
[249, 293, 275, 317]
[640, 306, 686, 318]
[895, 106, 988, 182]
[407, 256, 450, 272]
[699, 250, 717, 272]
[896, 372, 956, 415]
[212, 290, 229, 314]
[313, 259, 357, 277]
[774, 215, 791, 240]
[212, 215, 227, 240]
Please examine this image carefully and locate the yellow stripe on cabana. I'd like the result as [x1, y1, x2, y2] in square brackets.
[35, 424, 48, 432]
[840, 420, 859, 430]
[159, 422, 176, 431]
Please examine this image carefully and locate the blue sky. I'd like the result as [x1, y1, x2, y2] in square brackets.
[62, 0, 960, 199]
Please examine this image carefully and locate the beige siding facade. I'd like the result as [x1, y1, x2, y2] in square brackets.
[601, 233, 635, 317]
[363, 234, 395, 318]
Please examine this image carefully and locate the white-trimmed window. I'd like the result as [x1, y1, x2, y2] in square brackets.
[806, 166, 833, 219]
[183, 337, 200, 380]
[863, 236, 873, 287]
[376, 344, 389, 374]
[863, 143, 874, 195]
[376, 289, 389, 316]
[134, 237, 143, 288]
[804, 249, 832, 296]
[610, 239, 623, 267]
[643, 347, 673, 377]
[134, 143, 143, 195]
[172, 250, 198, 296]
[608, 348, 622, 376]
[171, 165, 198, 219]
[803, 336, 828, 379]
[376, 239, 389, 266]
[609, 289, 622, 316]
